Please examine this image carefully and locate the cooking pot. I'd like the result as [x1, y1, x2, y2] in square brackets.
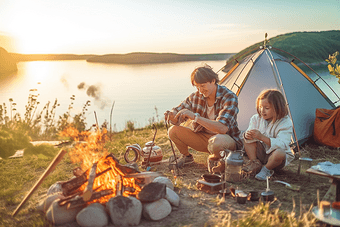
[236, 194, 247, 204]
[261, 190, 275, 202]
[201, 174, 221, 183]
[249, 190, 260, 201]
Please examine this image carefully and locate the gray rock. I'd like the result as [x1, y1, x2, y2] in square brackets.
[47, 181, 64, 196]
[76, 203, 108, 227]
[153, 176, 174, 190]
[142, 198, 172, 221]
[165, 187, 180, 207]
[137, 182, 166, 202]
[37, 193, 64, 213]
[46, 198, 84, 225]
[106, 195, 142, 226]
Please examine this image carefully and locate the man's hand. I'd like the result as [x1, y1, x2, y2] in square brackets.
[174, 109, 195, 122]
[164, 110, 177, 124]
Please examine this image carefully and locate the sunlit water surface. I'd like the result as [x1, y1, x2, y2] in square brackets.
[0, 60, 339, 131]
[0, 60, 227, 131]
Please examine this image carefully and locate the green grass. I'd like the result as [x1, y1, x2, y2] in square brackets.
[231, 202, 316, 227]
[0, 145, 77, 227]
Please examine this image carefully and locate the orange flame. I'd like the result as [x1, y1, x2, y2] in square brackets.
[60, 126, 107, 170]
[61, 126, 141, 203]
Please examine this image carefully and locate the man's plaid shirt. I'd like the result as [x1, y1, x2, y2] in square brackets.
[172, 84, 242, 149]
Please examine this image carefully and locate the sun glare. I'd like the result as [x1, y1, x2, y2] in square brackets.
[8, 4, 70, 54]
[25, 61, 53, 83]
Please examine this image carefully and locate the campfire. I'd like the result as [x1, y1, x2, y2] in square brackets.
[13, 126, 180, 226]
[58, 127, 144, 206]
[59, 153, 142, 209]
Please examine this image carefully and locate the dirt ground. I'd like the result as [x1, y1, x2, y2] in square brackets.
[135, 161, 256, 227]
[138, 141, 340, 227]
[122, 149, 334, 227]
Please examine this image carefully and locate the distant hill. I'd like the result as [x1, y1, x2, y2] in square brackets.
[9, 52, 233, 64]
[10, 53, 96, 61]
[224, 30, 340, 72]
[86, 52, 234, 64]
[0, 47, 17, 74]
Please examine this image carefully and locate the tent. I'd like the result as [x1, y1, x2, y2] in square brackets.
[219, 46, 340, 147]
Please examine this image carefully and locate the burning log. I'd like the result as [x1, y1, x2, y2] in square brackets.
[58, 153, 142, 205]
[58, 191, 83, 207]
[61, 166, 112, 196]
[104, 153, 140, 175]
[61, 173, 88, 196]
[60, 189, 114, 210]
[116, 175, 122, 196]
[83, 162, 97, 201]
[73, 167, 84, 177]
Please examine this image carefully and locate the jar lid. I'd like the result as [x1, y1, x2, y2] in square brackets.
[226, 151, 244, 166]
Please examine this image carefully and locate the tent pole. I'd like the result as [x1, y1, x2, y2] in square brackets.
[267, 49, 302, 174]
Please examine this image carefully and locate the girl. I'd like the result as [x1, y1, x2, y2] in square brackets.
[242, 89, 295, 180]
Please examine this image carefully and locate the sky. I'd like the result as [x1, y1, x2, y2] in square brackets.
[0, 0, 339, 55]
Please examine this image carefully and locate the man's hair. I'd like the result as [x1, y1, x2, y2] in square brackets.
[191, 64, 219, 85]
[256, 89, 288, 122]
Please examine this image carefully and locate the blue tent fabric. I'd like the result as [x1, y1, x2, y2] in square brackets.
[219, 47, 339, 146]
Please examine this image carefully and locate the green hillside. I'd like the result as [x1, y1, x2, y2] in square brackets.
[224, 30, 340, 72]
[86, 52, 233, 64]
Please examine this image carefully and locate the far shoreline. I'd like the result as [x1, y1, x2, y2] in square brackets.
[9, 52, 235, 64]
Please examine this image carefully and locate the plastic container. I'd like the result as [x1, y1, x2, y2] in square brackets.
[224, 150, 244, 182]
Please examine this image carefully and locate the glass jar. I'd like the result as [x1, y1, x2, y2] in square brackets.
[224, 150, 244, 182]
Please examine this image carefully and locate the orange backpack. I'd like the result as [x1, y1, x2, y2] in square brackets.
[313, 107, 340, 148]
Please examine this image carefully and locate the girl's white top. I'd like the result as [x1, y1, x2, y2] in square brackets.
[243, 114, 295, 166]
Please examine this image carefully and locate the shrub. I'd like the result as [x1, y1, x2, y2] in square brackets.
[126, 120, 135, 131]
[0, 127, 31, 158]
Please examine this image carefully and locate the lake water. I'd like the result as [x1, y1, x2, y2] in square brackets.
[0, 60, 227, 131]
[0, 60, 339, 131]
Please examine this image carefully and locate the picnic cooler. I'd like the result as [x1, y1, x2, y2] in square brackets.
[313, 107, 340, 148]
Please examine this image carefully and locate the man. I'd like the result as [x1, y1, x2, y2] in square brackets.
[164, 64, 242, 172]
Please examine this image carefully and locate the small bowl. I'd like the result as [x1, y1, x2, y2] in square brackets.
[261, 190, 275, 202]
[249, 190, 260, 201]
[236, 195, 247, 204]
[201, 174, 221, 183]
